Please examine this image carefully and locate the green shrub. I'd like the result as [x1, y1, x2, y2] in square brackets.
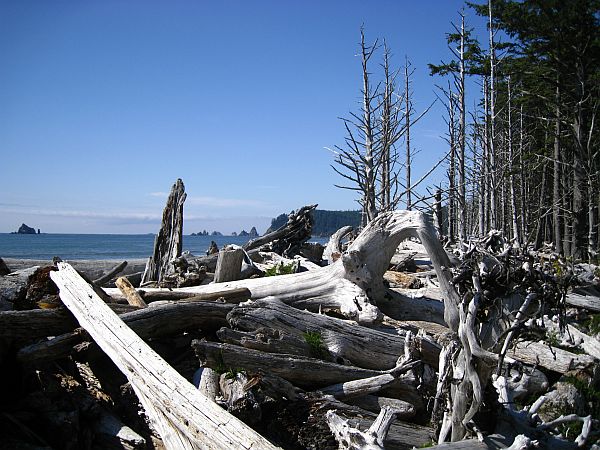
[303, 330, 328, 359]
[265, 262, 296, 276]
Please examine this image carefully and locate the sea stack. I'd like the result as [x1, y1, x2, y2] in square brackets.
[17, 223, 37, 234]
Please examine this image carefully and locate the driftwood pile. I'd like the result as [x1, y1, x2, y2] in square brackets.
[1, 187, 600, 448]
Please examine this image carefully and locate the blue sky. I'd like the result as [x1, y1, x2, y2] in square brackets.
[0, 0, 487, 234]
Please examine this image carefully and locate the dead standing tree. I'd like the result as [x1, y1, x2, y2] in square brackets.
[330, 28, 382, 227]
[141, 179, 186, 285]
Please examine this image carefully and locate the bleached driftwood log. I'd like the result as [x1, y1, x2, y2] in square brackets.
[115, 276, 147, 308]
[343, 395, 415, 418]
[324, 225, 353, 264]
[0, 303, 136, 342]
[50, 262, 278, 450]
[0, 266, 39, 310]
[111, 211, 461, 325]
[379, 287, 446, 325]
[311, 396, 434, 448]
[138, 286, 250, 304]
[565, 287, 600, 312]
[198, 368, 220, 401]
[141, 179, 186, 285]
[216, 327, 324, 359]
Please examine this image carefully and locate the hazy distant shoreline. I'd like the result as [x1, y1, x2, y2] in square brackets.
[0, 232, 329, 261]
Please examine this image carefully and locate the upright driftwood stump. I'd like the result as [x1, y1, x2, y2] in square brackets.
[141, 179, 186, 285]
[214, 246, 244, 283]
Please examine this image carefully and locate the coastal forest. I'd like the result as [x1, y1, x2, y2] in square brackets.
[332, 0, 600, 261]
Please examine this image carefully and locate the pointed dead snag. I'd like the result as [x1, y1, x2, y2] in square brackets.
[141, 178, 186, 285]
[126, 210, 460, 326]
[50, 262, 279, 450]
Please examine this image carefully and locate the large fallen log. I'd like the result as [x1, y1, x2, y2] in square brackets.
[18, 298, 235, 366]
[141, 179, 186, 285]
[311, 395, 434, 449]
[379, 287, 446, 325]
[0, 303, 137, 342]
[2, 258, 148, 281]
[108, 210, 461, 326]
[214, 246, 244, 283]
[50, 262, 278, 449]
[226, 298, 441, 369]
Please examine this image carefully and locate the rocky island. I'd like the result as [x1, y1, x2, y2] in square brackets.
[12, 223, 39, 234]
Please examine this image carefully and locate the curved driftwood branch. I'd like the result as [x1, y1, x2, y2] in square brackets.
[324, 225, 353, 264]
[109, 211, 460, 327]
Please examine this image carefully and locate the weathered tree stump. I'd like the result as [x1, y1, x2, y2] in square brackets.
[214, 246, 244, 283]
[141, 179, 186, 285]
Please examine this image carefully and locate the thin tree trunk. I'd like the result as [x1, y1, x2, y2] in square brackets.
[405, 57, 412, 210]
[519, 104, 527, 241]
[507, 77, 521, 246]
[361, 30, 378, 223]
[448, 88, 457, 243]
[480, 78, 489, 237]
[488, 0, 497, 230]
[553, 83, 563, 255]
[458, 14, 467, 246]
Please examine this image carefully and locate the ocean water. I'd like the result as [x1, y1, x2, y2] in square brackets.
[0, 233, 252, 260]
[0, 233, 329, 260]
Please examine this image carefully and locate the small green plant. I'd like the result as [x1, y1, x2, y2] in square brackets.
[214, 351, 227, 374]
[265, 262, 296, 277]
[224, 367, 243, 380]
[546, 330, 560, 347]
[303, 330, 328, 359]
[587, 314, 600, 335]
[213, 351, 243, 378]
